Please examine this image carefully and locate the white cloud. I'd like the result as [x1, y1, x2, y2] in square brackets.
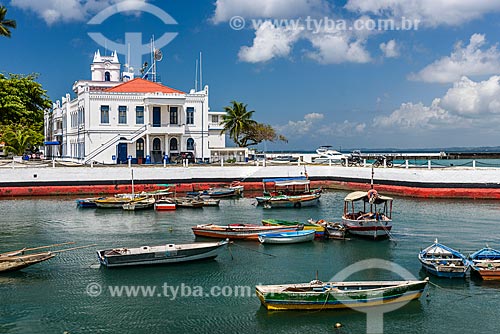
[379, 39, 399, 58]
[373, 75, 500, 130]
[11, 0, 147, 25]
[409, 34, 500, 83]
[307, 32, 371, 64]
[212, 0, 329, 23]
[317, 120, 366, 137]
[276, 113, 325, 136]
[238, 21, 301, 63]
[374, 99, 461, 129]
[345, 0, 500, 27]
[441, 76, 500, 116]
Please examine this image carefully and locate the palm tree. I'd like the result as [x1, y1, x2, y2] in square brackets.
[0, 6, 17, 38]
[220, 101, 257, 147]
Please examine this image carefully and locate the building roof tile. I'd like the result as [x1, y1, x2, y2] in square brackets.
[105, 78, 184, 94]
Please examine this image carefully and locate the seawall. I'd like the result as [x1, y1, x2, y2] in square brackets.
[1, 164, 500, 199]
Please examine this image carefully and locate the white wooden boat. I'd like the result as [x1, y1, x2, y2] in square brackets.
[258, 230, 315, 244]
[154, 198, 176, 211]
[122, 197, 155, 211]
[97, 239, 229, 267]
[342, 189, 393, 239]
[418, 239, 470, 278]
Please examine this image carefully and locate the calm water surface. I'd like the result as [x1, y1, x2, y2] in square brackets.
[1, 192, 500, 334]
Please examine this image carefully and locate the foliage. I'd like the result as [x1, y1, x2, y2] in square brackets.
[0, 73, 51, 125]
[241, 123, 287, 147]
[0, 6, 16, 38]
[220, 101, 286, 147]
[1, 123, 42, 155]
[220, 101, 257, 147]
[0, 73, 51, 153]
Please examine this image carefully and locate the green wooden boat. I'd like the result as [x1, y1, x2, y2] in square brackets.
[256, 278, 429, 310]
[262, 219, 325, 238]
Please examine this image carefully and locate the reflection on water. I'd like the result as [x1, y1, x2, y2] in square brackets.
[1, 191, 500, 333]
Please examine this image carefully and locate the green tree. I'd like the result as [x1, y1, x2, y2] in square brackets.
[1, 125, 34, 155]
[220, 101, 257, 147]
[0, 6, 16, 38]
[0, 74, 51, 154]
[240, 123, 287, 147]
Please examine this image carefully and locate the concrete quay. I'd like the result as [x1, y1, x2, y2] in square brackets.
[1, 163, 500, 199]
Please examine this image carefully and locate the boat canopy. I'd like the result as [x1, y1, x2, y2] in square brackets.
[262, 177, 309, 186]
[421, 242, 465, 258]
[344, 191, 393, 203]
[470, 247, 500, 261]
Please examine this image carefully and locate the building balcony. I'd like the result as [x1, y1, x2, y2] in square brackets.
[208, 122, 223, 130]
[148, 124, 186, 135]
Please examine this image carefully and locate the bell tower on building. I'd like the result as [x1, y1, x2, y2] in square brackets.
[91, 50, 121, 82]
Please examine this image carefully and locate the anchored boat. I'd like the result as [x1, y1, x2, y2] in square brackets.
[262, 218, 325, 238]
[342, 189, 393, 239]
[97, 239, 229, 267]
[469, 246, 500, 280]
[256, 278, 429, 310]
[192, 224, 302, 240]
[256, 177, 321, 209]
[418, 239, 470, 278]
[258, 230, 315, 244]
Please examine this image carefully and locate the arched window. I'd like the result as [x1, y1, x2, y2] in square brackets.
[169, 138, 178, 151]
[104, 71, 111, 81]
[153, 138, 161, 151]
[187, 138, 194, 150]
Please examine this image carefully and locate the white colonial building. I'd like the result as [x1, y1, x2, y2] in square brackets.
[44, 50, 234, 164]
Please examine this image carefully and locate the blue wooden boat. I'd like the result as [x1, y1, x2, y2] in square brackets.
[418, 239, 470, 278]
[258, 230, 316, 244]
[469, 247, 500, 280]
[76, 197, 102, 208]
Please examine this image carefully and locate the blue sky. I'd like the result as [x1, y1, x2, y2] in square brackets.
[2, 0, 500, 151]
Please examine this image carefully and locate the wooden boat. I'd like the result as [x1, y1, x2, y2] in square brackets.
[200, 198, 220, 207]
[0, 252, 55, 273]
[76, 197, 101, 208]
[342, 189, 393, 239]
[309, 219, 347, 240]
[97, 239, 229, 268]
[469, 247, 500, 280]
[122, 197, 155, 211]
[192, 224, 302, 240]
[256, 177, 321, 208]
[262, 193, 321, 209]
[256, 278, 429, 310]
[95, 196, 148, 209]
[188, 181, 243, 199]
[262, 219, 325, 238]
[174, 197, 204, 208]
[258, 230, 315, 244]
[154, 198, 176, 211]
[0, 242, 95, 273]
[418, 239, 470, 278]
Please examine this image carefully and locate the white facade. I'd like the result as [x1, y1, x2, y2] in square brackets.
[44, 51, 226, 164]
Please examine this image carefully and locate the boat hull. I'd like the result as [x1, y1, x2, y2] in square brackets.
[342, 217, 392, 239]
[192, 225, 301, 240]
[258, 230, 315, 244]
[471, 266, 500, 280]
[97, 241, 228, 268]
[256, 279, 428, 310]
[262, 219, 325, 238]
